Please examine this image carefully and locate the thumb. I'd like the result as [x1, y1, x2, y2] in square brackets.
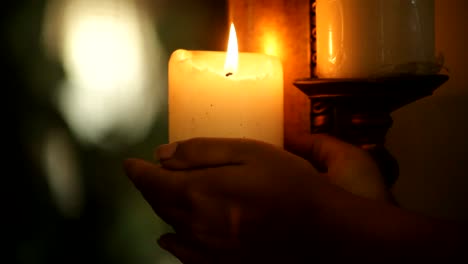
[155, 137, 267, 170]
[287, 134, 390, 201]
[285, 133, 364, 172]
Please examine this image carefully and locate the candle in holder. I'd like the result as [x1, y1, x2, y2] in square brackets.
[168, 24, 284, 147]
[316, 0, 437, 78]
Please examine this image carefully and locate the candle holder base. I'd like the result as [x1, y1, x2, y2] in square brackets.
[293, 74, 449, 187]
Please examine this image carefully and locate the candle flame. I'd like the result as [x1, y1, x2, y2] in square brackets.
[224, 23, 238, 75]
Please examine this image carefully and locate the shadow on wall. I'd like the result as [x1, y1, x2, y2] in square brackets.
[388, 0, 468, 222]
[389, 94, 468, 221]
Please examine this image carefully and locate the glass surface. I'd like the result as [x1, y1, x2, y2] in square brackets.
[316, 0, 442, 78]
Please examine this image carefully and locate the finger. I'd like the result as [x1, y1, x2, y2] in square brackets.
[154, 165, 254, 242]
[156, 206, 192, 231]
[159, 234, 299, 264]
[285, 133, 362, 172]
[158, 233, 214, 264]
[123, 158, 189, 209]
[159, 233, 249, 264]
[155, 137, 267, 170]
[287, 134, 389, 201]
[124, 158, 183, 196]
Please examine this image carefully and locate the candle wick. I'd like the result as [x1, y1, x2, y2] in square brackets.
[225, 72, 233, 77]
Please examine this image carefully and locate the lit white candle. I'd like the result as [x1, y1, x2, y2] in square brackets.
[168, 24, 284, 147]
[316, 0, 436, 78]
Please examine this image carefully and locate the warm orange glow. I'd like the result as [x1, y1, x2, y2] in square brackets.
[224, 23, 239, 74]
[263, 33, 280, 57]
[328, 25, 336, 64]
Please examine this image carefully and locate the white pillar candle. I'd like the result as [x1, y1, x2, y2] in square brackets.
[168, 24, 284, 147]
[316, 0, 436, 78]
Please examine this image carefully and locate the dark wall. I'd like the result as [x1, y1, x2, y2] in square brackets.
[389, 0, 468, 221]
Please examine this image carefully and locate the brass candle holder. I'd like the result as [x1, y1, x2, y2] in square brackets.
[294, 75, 449, 187]
[297, 0, 448, 187]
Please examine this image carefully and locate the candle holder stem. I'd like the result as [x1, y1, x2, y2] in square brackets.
[293, 74, 448, 187]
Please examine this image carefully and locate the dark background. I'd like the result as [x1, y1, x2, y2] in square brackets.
[4, 0, 468, 263]
[5, 0, 227, 263]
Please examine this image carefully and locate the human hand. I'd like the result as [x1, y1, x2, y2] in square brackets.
[124, 135, 389, 263]
[124, 137, 324, 263]
[124, 136, 466, 264]
[286, 133, 390, 201]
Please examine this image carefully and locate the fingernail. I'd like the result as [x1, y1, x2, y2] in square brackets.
[156, 142, 178, 160]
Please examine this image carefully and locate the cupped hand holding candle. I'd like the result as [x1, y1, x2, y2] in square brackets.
[168, 23, 284, 147]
